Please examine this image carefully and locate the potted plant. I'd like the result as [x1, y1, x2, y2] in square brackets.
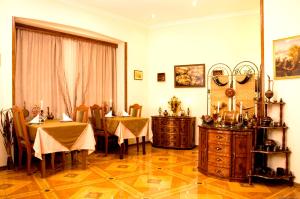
[0, 108, 14, 169]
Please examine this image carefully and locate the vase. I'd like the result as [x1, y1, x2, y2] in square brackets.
[265, 75, 274, 102]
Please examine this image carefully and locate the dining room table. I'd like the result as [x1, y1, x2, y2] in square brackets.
[26, 119, 96, 177]
[105, 116, 152, 159]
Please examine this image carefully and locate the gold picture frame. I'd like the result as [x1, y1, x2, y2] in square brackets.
[273, 35, 300, 79]
[174, 64, 205, 88]
[134, 70, 143, 80]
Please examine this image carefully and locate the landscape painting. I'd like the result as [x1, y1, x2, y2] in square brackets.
[274, 35, 300, 79]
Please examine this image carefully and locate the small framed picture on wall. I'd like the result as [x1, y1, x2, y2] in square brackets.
[134, 70, 143, 80]
[157, 73, 165, 82]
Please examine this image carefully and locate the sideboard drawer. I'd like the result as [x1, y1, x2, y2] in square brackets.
[208, 152, 231, 168]
[208, 131, 231, 144]
[208, 143, 231, 156]
[208, 165, 230, 178]
[152, 116, 196, 149]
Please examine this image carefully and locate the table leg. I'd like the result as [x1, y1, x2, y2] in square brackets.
[124, 139, 128, 154]
[62, 152, 66, 169]
[81, 150, 87, 170]
[51, 153, 55, 170]
[136, 137, 139, 152]
[119, 143, 124, 159]
[142, 136, 146, 155]
[41, 154, 46, 178]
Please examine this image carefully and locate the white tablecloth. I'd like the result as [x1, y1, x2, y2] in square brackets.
[114, 120, 152, 145]
[33, 124, 96, 159]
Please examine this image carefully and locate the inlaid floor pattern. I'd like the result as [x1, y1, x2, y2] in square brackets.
[0, 144, 299, 198]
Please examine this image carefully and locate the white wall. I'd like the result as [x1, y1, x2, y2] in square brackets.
[264, 0, 300, 183]
[148, 12, 260, 144]
[0, 0, 149, 166]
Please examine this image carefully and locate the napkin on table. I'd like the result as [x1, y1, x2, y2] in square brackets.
[62, 113, 72, 121]
[122, 110, 129, 116]
[105, 111, 113, 117]
[29, 114, 40, 124]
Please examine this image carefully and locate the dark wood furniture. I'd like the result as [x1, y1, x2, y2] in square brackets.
[151, 116, 195, 149]
[198, 125, 252, 182]
[248, 100, 294, 186]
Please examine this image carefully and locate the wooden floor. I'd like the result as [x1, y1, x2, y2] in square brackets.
[0, 144, 299, 199]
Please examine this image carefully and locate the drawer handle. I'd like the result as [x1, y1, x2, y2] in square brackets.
[216, 135, 223, 139]
[216, 158, 222, 162]
[216, 169, 223, 176]
[216, 147, 222, 151]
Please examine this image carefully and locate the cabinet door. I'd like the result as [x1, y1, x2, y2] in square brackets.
[231, 132, 252, 180]
[198, 127, 208, 172]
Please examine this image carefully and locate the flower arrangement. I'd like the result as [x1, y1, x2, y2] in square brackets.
[168, 96, 181, 116]
[0, 108, 14, 169]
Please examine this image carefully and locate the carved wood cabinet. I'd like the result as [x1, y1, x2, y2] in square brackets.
[151, 116, 196, 149]
[198, 126, 253, 181]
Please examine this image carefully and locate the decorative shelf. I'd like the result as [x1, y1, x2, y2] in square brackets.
[251, 150, 291, 154]
[255, 101, 285, 105]
[249, 174, 294, 181]
[254, 126, 288, 129]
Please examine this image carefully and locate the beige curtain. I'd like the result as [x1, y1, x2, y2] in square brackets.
[15, 28, 117, 118]
[74, 40, 116, 109]
[15, 29, 68, 118]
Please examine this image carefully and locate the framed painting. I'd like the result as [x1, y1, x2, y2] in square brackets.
[274, 35, 300, 79]
[174, 64, 205, 88]
[134, 70, 143, 80]
[157, 73, 165, 82]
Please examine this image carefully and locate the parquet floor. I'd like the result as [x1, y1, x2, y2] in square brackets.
[0, 144, 299, 199]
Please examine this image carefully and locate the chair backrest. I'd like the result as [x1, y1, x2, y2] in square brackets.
[128, 104, 142, 117]
[90, 104, 107, 130]
[12, 105, 31, 149]
[73, 104, 89, 123]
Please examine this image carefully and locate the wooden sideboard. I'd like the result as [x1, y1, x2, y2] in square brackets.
[198, 125, 253, 182]
[151, 116, 195, 149]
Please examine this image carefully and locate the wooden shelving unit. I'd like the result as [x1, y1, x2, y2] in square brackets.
[248, 100, 294, 186]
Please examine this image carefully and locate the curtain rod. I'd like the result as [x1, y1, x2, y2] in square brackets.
[16, 23, 118, 48]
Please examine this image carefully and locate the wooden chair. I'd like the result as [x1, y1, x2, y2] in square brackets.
[129, 104, 142, 117]
[128, 103, 143, 152]
[73, 104, 89, 123]
[12, 106, 56, 176]
[90, 104, 113, 156]
[12, 105, 34, 175]
[71, 104, 89, 163]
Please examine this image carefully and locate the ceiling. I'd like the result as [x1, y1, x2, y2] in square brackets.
[57, 0, 260, 27]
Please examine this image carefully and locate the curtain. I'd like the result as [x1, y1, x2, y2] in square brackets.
[15, 29, 67, 118]
[73, 39, 116, 109]
[15, 28, 117, 119]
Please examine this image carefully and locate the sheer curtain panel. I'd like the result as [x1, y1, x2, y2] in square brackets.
[15, 28, 117, 118]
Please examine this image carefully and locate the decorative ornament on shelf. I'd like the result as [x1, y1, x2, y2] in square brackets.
[265, 75, 274, 102]
[168, 96, 181, 116]
[158, 107, 162, 116]
[163, 110, 168, 117]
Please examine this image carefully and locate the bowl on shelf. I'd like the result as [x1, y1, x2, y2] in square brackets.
[261, 116, 272, 126]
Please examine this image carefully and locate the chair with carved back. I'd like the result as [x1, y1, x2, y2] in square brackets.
[12, 106, 56, 175]
[70, 104, 89, 163]
[90, 104, 114, 156]
[73, 104, 89, 123]
[128, 103, 143, 152]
